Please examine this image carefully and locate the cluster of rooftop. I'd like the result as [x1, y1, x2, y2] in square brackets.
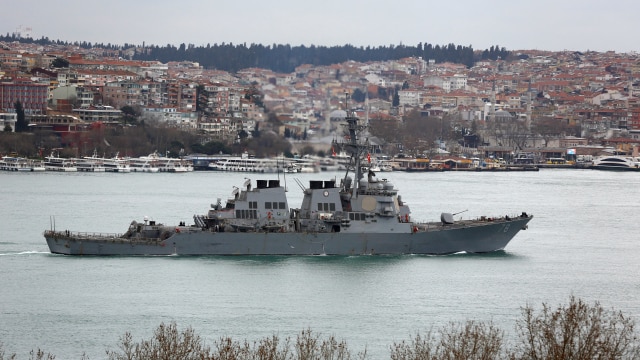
[2, 40, 640, 159]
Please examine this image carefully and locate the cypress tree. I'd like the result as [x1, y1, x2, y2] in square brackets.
[14, 101, 27, 132]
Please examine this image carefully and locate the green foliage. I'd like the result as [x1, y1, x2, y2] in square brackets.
[351, 88, 366, 103]
[190, 140, 230, 155]
[299, 145, 316, 157]
[120, 105, 138, 117]
[50, 57, 69, 68]
[251, 122, 261, 138]
[238, 129, 249, 140]
[14, 101, 27, 132]
[242, 132, 291, 158]
[120, 106, 139, 126]
[0, 34, 510, 73]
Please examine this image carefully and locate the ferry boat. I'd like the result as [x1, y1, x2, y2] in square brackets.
[75, 152, 106, 172]
[591, 155, 640, 171]
[209, 156, 283, 173]
[0, 156, 34, 171]
[157, 156, 193, 173]
[44, 111, 533, 256]
[103, 153, 130, 173]
[44, 151, 77, 172]
[29, 159, 46, 172]
[129, 153, 160, 173]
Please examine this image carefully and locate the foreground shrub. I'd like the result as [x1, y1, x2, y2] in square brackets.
[390, 321, 504, 360]
[3, 297, 639, 359]
[510, 295, 640, 360]
[106, 323, 363, 360]
[0, 345, 56, 360]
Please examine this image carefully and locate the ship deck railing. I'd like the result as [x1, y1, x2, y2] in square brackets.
[44, 230, 163, 243]
[417, 214, 531, 232]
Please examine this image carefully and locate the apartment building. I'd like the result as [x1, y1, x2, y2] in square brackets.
[0, 79, 48, 114]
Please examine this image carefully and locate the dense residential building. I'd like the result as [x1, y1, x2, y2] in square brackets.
[3, 39, 640, 157]
[72, 105, 123, 123]
[0, 78, 48, 114]
[103, 80, 143, 108]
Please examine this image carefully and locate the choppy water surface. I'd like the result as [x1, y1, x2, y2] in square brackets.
[1, 169, 639, 358]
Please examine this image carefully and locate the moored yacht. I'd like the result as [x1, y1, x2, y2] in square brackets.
[591, 155, 640, 171]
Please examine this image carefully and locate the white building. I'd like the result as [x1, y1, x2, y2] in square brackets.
[423, 73, 468, 92]
[398, 90, 422, 107]
[0, 113, 17, 132]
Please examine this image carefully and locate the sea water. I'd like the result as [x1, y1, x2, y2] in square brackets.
[1, 169, 639, 358]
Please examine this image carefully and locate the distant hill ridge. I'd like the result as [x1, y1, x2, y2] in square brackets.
[0, 34, 510, 72]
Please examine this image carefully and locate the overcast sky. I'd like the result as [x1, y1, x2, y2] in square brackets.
[2, 0, 638, 53]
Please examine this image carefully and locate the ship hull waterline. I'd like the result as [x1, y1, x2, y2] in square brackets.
[45, 216, 531, 256]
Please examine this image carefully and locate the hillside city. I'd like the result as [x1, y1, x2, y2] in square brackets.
[2, 35, 640, 165]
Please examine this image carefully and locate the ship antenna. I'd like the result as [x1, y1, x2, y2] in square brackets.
[341, 92, 368, 198]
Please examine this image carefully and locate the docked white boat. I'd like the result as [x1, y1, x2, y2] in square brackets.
[0, 156, 34, 172]
[75, 153, 106, 172]
[292, 156, 321, 173]
[29, 159, 46, 172]
[209, 157, 282, 173]
[378, 160, 394, 172]
[129, 153, 160, 173]
[103, 155, 130, 173]
[591, 155, 640, 171]
[157, 157, 193, 173]
[44, 152, 77, 172]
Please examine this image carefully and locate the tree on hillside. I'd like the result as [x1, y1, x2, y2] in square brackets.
[120, 105, 139, 125]
[400, 110, 449, 157]
[351, 88, 366, 103]
[531, 116, 570, 147]
[14, 101, 28, 132]
[51, 57, 69, 68]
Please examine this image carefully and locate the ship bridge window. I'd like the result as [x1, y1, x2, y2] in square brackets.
[317, 203, 336, 211]
[249, 201, 257, 209]
[236, 209, 257, 219]
[265, 202, 286, 210]
[349, 212, 365, 221]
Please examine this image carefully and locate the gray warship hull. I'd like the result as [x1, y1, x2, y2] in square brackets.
[44, 215, 531, 256]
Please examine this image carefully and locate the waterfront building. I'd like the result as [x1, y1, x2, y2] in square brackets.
[0, 78, 48, 114]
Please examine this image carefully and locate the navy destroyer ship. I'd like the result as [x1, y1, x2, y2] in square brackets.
[44, 112, 532, 256]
